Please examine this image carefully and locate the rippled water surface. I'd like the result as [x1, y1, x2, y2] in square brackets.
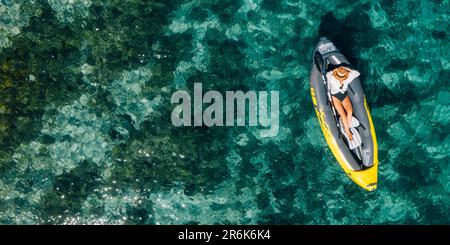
[0, 0, 448, 224]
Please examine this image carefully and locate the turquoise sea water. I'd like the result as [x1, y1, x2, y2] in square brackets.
[0, 0, 448, 224]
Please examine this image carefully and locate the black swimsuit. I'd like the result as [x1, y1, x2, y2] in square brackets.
[333, 91, 348, 102]
[332, 83, 348, 102]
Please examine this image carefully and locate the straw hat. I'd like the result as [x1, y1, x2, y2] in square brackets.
[334, 66, 350, 80]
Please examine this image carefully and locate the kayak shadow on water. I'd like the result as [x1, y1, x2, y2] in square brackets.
[318, 11, 378, 70]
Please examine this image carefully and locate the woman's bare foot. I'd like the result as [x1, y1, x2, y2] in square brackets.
[345, 128, 353, 141]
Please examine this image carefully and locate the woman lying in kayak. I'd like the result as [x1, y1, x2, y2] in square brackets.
[326, 66, 360, 141]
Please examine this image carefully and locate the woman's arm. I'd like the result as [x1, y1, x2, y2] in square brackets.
[347, 69, 360, 83]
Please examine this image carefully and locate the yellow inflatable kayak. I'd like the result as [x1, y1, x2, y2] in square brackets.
[309, 37, 379, 191]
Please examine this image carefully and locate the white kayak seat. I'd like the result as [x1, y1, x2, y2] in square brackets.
[339, 117, 362, 150]
[350, 116, 360, 128]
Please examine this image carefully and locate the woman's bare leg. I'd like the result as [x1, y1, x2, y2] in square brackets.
[332, 96, 353, 140]
[342, 96, 353, 128]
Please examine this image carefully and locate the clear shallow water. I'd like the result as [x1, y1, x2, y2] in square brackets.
[0, 0, 448, 224]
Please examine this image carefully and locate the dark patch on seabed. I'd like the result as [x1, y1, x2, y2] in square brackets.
[0, 0, 449, 224]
